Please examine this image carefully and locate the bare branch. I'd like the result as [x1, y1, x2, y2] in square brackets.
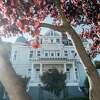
[54, 0, 68, 25]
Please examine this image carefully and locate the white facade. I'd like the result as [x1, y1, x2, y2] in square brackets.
[10, 30, 87, 87]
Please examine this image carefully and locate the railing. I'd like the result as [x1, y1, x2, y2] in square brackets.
[32, 57, 76, 61]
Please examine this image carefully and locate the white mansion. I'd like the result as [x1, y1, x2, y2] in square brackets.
[10, 30, 88, 89]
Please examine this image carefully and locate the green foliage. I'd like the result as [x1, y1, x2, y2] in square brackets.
[94, 61, 100, 69]
[41, 69, 66, 97]
[62, 97, 89, 100]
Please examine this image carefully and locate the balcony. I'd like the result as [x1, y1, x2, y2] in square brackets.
[32, 57, 75, 62]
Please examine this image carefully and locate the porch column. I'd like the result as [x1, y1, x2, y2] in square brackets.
[64, 63, 66, 73]
[73, 62, 77, 82]
[40, 63, 43, 75]
[31, 64, 35, 75]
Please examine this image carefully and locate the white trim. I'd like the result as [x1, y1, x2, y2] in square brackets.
[66, 82, 79, 86]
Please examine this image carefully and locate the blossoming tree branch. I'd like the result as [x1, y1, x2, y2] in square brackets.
[0, 0, 100, 100]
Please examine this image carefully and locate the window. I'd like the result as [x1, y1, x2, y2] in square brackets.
[28, 69, 31, 71]
[36, 69, 40, 71]
[51, 39, 53, 43]
[51, 31, 53, 36]
[30, 51, 33, 53]
[64, 51, 67, 53]
[37, 51, 40, 56]
[71, 50, 74, 53]
[69, 40, 73, 45]
[75, 68, 78, 79]
[48, 69, 52, 72]
[57, 53, 60, 56]
[51, 53, 54, 56]
[67, 64, 72, 67]
[75, 68, 77, 71]
[66, 68, 70, 80]
[64, 51, 68, 56]
[29, 51, 33, 58]
[67, 68, 69, 71]
[56, 39, 60, 43]
[45, 53, 48, 56]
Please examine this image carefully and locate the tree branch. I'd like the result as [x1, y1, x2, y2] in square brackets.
[41, 2, 100, 98]
[54, 0, 69, 25]
[53, 0, 100, 86]
[0, 43, 32, 100]
[41, 23, 66, 33]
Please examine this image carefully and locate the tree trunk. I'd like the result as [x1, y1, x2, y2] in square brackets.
[0, 43, 31, 100]
[63, 23, 100, 100]
[88, 75, 100, 100]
